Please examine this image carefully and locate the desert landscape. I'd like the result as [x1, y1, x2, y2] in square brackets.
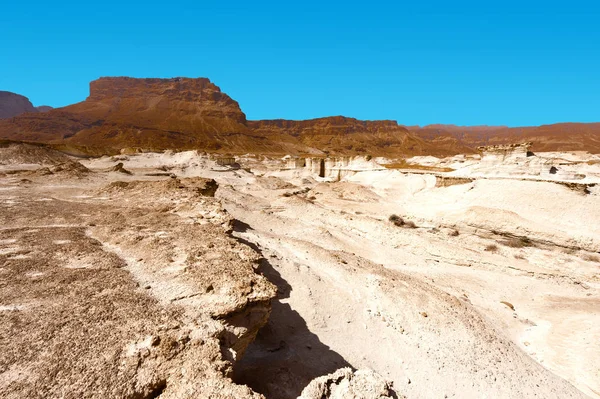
[1, 78, 599, 399]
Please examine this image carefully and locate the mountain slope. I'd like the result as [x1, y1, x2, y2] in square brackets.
[1, 77, 599, 155]
[408, 123, 600, 153]
[0, 78, 434, 156]
[0, 91, 38, 119]
[0, 77, 251, 153]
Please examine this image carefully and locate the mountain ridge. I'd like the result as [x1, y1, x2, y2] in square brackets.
[1, 77, 599, 155]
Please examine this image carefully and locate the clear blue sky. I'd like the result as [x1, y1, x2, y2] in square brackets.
[1, 0, 599, 126]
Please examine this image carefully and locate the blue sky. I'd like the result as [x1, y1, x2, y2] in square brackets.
[1, 0, 599, 126]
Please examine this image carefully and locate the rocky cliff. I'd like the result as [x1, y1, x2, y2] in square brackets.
[248, 116, 450, 156]
[0, 91, 38, 119]
[0, 79, 441, 156]
[282, 155, 384, 181]
[2, 78, 600, 155]
[0, 77, 251, 153]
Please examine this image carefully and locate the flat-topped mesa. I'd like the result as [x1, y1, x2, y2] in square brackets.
[0, 77, 250, 153]
[87, 77, 243, 114]
[79, 76, 248, 127]
[248, 116, 435, 156]
[249, 116, 404, 135]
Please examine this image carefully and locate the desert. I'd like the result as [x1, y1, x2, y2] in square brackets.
[1, 117, 599, 398]
[6, 0, 600, 396]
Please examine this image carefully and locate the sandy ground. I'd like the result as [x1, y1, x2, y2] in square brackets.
[1, 146, 598, 398]
[79, 150, 599, 398]
[218, 181, 598, 398]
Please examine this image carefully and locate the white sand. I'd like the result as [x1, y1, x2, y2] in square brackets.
[77, 150, 600, 398]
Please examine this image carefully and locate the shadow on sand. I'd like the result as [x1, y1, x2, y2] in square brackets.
[231, 233, 353, 398]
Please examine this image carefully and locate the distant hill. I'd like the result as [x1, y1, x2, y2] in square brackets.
[0, 78, 599, 155]
[0, 78, 438, 156]
[35, 105, 53, 113]
[406, 123, 600, 153]
[0, 91, 38, 119]
[0, 91, 53, 119]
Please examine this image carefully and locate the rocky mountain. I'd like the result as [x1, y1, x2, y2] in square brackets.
[0, 77, 253, 154]
[1, 77, 599, 155]
[35, 105, 53, 112]
[0, 91, 38, 119]
[0, 78, 439, 156]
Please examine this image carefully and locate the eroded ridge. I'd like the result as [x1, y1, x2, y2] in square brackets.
[0, 170, 275, 398]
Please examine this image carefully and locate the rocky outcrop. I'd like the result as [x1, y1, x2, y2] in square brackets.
[82, 77, 247, 129]
[0, 142, 72, 165]
[0, 91, 442, 156]
[108, 162, 132, 174]
[0, 91, 38, 119]
[435, 176, 474, 187]
[0, 173, 277, 398]
[477, 142, 533, 161]
[283, 155, 384, 181]
[0, 89, 443, 156]
[298, 368, 398, 399]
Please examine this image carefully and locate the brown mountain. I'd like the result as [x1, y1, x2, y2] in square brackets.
[0, 77, 253, 153]
[0, 91, 38, 119]
[408, 123, 600, 153]
[247, 117, 463, 156]
[0, 77, 439, 156]
[1, 77, 599, 155]
[35, 106, 53, 112]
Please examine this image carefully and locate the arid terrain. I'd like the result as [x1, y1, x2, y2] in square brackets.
[1, 76, 599, 398]
[1, 140, 598, 398]
[2, 77, 600, 156]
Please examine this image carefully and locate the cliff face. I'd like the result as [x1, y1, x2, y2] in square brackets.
[247, 117, 447, 156]
[80, 77, 247, 129]
[0, 81, 446, 156]
[0, 91, 38, 119]
[2, 77, 599, 155]
[0, 77, 250, 152]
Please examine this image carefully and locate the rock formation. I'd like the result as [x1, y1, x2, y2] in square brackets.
[0, 77, 250, 153]
[0, 91, 38, 119]
[248, 117, 445, 156]
[282, 155, 384, 181]
[0, 167, 277, 398]
[477, 142, 533, 161]
[108, 162, 132, 174]
[1, 77, 600, 155]
[0, 80, 453, 156]
[298, 368, 398, 399]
